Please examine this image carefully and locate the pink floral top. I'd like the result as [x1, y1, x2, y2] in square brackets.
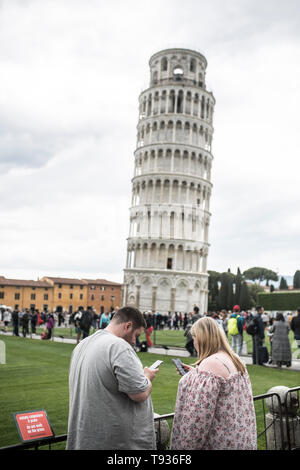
[171, 367, 257, 450]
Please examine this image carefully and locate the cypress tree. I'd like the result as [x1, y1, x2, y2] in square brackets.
[293, 270, 300, 289]
[279, 276, 288, 290]
[235, 267, 243, 305]
[239, 281, 251, 310]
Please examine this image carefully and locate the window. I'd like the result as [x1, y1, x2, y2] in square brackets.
[31, 294, 36, 300]
[58, 284, 62, 288]
[190, 58, 196, 72]
[91, 294, 95, 301]
[90, 285, 95, 290]
[70, 285, 73, 289]
[32, 287, 36, 290]
[15, 293, 20, 300]
[70, 293, 73, 299]
[80, 294, 83, 300]
[161, 57, 168, 71]
[80, 285, 83, 290]
[111, 296, 115, 301]
[44, 294, 48, 300]
[167, 258, 173, 269]
[111, 287, 114, 291]
[100, 287, 105, 291]
[44, 287, 48, 291]
[0, 292, 4, 299]
[58, 293, 62, 299]
[101, 295, 104, 301]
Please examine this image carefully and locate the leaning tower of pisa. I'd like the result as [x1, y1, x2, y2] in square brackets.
[122, 48, 215, 315]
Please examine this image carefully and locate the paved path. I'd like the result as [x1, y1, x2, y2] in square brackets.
[1, 330, 300, 371]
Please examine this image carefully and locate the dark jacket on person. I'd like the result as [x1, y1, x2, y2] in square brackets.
[253, 313, 265, 339]
[290, 315, 300, 336]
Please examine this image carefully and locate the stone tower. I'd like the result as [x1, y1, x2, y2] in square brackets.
[123, 48, 215, 315]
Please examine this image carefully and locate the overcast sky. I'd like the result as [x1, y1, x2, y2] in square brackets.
[0, 0, 299, 283]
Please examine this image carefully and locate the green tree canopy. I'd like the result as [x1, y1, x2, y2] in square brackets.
[243, 267, 278, 285]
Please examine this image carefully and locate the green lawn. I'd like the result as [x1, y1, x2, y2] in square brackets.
[0, 335, 299, 449]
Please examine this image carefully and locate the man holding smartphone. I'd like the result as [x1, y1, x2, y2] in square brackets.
[66, 306, 159, 450]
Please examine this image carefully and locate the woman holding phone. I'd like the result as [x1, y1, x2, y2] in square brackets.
[171, 316, 257, 450]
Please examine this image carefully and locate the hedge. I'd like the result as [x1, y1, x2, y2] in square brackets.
[257, 291, 300, 311]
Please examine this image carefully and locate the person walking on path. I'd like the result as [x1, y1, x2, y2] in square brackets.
[171, 316, 257, 450]
[66, 306, 159, 450]
[268, 313, 292, 367]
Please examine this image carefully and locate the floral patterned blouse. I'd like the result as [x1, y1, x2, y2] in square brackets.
[171, 367, 257, 450]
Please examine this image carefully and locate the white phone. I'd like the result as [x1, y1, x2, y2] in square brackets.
[149, 360, 164, 370]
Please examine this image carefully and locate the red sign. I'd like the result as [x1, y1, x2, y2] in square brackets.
[13, 410, 54, 443]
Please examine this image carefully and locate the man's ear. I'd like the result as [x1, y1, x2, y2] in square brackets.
[124, 321, 133, 331]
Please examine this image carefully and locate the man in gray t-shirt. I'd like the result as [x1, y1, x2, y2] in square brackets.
[66, 306, 159, 450]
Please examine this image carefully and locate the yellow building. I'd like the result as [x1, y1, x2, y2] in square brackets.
[41, 277, 88, 313]
[0, 275, 122, 314]
[0, 276, 53, 311]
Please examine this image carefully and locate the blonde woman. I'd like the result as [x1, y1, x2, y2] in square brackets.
[171, 316, 257, 450]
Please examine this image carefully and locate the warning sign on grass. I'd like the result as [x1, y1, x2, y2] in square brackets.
[13, 410, 54, 443]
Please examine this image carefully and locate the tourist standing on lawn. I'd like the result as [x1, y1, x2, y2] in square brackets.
[171, 316, 257, 450]
[252, 305, 266, 365]
[66, 306, 159, 450]
[12, 309, 20, 336]
[268, 313, 292, 367]
[290, 307, 300, 350]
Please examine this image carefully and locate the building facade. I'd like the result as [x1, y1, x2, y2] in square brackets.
[123, 48, 215, 315]
[0, 275, 122, 313]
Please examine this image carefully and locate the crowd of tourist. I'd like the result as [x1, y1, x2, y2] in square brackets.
[1, 304, 300, 366]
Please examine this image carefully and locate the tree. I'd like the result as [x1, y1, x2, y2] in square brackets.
[243, 267, 278, 285]
[235, 267, 243, 305]
[208, 271, 220, 311]
[293, 270, 300, 289]
[239, 282, 251, 310]
[279, 276, 288, 290]
[248, 283, 265, 307]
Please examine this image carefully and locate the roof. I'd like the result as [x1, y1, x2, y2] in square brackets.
[42, 277, 87, 285]
[83, 279, 122, 287]
[0, 276, 52, 288]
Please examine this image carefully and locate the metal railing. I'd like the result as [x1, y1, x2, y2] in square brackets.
[2, 388, 300, 451]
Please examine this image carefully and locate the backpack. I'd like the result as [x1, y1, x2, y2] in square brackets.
[228, 316, 240, 336]
[79, 311, 92, 332]
[246, 317, 258, 336]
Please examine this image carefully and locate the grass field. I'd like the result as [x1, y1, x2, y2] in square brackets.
[0, 334, 300, 449]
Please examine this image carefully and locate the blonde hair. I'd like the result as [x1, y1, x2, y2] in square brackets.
[190, 316, 246, 374]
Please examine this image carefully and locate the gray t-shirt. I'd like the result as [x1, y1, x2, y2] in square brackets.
[66, 330, 156, 450]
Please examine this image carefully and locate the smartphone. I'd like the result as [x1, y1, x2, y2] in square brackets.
[172, 358, 188, 376]
[149, 360, 163, 370]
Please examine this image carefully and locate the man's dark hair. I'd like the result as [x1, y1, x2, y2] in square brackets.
[256, 305, 263, 312]
[112, 306, 146, 329]
[193, 306, 199, 314]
